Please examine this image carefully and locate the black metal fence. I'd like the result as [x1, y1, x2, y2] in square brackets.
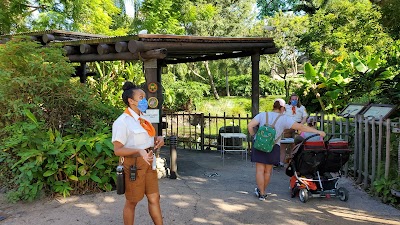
[163, 112, 252, 151]
[162, 112, 400, 190]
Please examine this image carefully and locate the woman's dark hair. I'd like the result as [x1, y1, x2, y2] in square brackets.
[273, 101, 284, 110]
[288, 93, 302, 107]
[122, 81, 141, 106]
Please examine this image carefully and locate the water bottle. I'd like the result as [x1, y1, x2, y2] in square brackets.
[116, 165, 125, 195]
[152, 153, 157, 170]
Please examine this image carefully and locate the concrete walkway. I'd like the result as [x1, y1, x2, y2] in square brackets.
[1, 148, 399, 225]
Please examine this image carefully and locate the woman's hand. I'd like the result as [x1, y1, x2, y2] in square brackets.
[139, 149, 152, 165]
[154, 136, 165, 150]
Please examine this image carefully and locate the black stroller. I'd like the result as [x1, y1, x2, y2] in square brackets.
[286, 134, 352, 203]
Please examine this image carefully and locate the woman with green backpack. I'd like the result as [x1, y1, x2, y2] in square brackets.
[247, 98, 326, 201]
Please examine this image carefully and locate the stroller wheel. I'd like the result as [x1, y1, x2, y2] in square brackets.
[337, 187, 349, 201]
[299, 189, 309, 203]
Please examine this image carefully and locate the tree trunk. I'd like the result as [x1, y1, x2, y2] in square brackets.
[225, 66, 230, 96]
[204, 61, 219, 100]
[279, 57, 289, 98]
[313, 90, 326, 112]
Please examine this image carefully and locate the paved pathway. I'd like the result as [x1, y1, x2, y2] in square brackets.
[1, 148, 399, 225]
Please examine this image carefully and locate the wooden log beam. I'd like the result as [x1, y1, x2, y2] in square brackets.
[68, 48, 167, 62]
[64, 46, 80, 55]
[97, 44, 116, 55]
[115, 41, 128, 53]
[42, 34, 55, 43]
[165, 48, 278, 64]
[128, 40, 275, 53]
[80, 44, 97, 54]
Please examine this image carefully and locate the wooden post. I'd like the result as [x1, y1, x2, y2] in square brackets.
[156, 59, 163, 136]
[144, 59, 160, 137]
[344, 117, 350, 176]
[169, 135, 178, 179]
[357, 115, 363, 184]
[398, 118, 400, 178]
[332, 116, 336, 136]
[353, 115, 359, 178]
[77, 62, 87, 83]
[363, 117, 369, 189]
[200, 113, 205, 151]
[371, 118, 376, 183]
[251, 52, 260, 117]
[378, 116, 383, 177]
[385, 119, 391, 179]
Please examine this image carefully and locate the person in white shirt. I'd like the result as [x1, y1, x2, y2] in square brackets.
[112, 81, 164, 225]
[247, 99, 325, 201]
[280, 93, 309, 166]
[285, 93, 308, 124]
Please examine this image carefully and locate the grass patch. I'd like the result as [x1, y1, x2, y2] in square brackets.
[195, 95, 284, 116]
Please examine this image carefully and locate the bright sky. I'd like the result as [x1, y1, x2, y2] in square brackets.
[124, 0, 135, 18]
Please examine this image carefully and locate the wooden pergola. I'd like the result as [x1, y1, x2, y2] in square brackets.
[1, 30, 278, 134]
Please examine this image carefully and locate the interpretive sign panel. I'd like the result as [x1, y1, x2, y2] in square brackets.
[338, 104, 367, 118]
[360, 104, 397, 120]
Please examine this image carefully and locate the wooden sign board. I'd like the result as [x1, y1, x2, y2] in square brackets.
[360, 104, 397, 120]
[338, 103, 367, 118]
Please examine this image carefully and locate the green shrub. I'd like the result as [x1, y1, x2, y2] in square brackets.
[0, 37, 119, 202]
[1, 111, 117, 202]
[163, 72, 210, 111]
[221, 74, 285, 97]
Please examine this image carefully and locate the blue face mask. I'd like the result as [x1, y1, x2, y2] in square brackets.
[291, 100, 298, 106]
[137, 98, 148, 113]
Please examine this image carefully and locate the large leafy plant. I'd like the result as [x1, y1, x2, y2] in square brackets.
[0, 38, 119, 202]
[301, 51, 395, 113]
[2, 110, 117, 202]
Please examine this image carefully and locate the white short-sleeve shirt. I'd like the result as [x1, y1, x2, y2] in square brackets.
[284, 104, 308, 123]
[112, 108, 154, 150]
[253, 112, 296, 146]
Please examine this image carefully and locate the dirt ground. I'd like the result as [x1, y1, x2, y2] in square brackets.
[1, 149, 400, 225]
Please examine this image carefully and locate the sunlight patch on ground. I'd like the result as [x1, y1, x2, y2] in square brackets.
[173, 201, 190, 207]
[102, 196, 115, 203]
[56, 196, 80, 204]
[286, 206, 323, 214]
[192, 217, 223, 224]
[211, 199, 248, 213]
[188, 177, 208, 182]
[74, 203, 100, 216]
[326, 208, 400, 225]
[168, 194, 192, 200]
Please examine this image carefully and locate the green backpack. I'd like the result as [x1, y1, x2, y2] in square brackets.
[254, 112, 282, 153]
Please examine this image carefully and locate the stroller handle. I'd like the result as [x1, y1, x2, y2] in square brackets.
[324, 133, 353, 142]
[301, 133, 321, 144]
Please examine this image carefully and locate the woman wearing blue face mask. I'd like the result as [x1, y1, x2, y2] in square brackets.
[279, 93, 309, 167]
[284, 93, 308, 124]
[112, 81, 165, 225]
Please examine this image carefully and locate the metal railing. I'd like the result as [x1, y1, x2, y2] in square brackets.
[162, 112, 400, 190]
